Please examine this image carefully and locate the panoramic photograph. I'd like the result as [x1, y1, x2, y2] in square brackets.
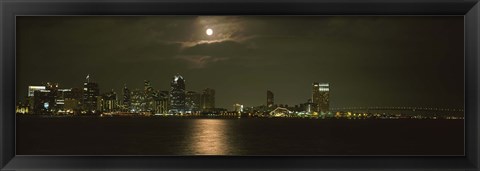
[15, 16, 464, 155]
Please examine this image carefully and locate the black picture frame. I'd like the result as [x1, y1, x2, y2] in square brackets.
[1, 0, 479, 170]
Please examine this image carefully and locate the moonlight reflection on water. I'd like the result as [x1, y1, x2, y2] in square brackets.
[16, 117, 464, 155]
[187, 119, 230, 155]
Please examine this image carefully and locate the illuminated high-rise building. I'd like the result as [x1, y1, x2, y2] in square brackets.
[201, 88, 215, 111]
[144, 80, 156, 112]
[45, 82, 59, 111]
[31, 82, 59, 114]
[28, 86, 46, 97]
[83, 75, 100, 113]
[170, 74, 186, 113]
[101, 89, 117, 113]
[130, 89, 145, 113]
[186, 91, 201, 113]
[64, 87, 83, 114]
[27, 85, 46, 113]
[149, 90, 164, 114]
[122, 84, 131, 112]
[157, 91, 170, 114]
[96, 95, 103, 112]
[55, 88, 71, 113]
[312, 82, 330, 114]
[267, 90, 274, 108]
[33, 89, 54, 114]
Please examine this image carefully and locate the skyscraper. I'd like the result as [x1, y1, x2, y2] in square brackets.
[55, 88, 71, 113]
[186, 91, 201, 112]
[27, 85, 46, 113]
[144, 80, 156, 112]
[45, 82, 59, 111]
[64, 87, 83, 114]
[312, 82, 330, 114]
[83, 75, 100, 113]
[101, 89, 117, 113]
[267, 90, 274, 108]
[170, 74, 186, 114]
[33, 89, 54, 114]
[122, 84, 131, 112]
[157, 91, 170, 114]
[28, 86, 46, 97]
[201, 88, 215, 111]
[130, 89, 145, 113]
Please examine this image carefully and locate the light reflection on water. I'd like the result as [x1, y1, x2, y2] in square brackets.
[185, 119, 230, 155]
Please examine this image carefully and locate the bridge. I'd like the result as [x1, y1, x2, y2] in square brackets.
[330, 107, 464, 112]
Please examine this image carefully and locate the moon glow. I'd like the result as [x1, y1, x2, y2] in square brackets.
[206, 28, 213, 36]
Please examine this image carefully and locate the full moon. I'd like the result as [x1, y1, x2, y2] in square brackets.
[206, 28, 213, 36]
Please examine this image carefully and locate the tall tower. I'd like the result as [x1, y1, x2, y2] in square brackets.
[83, 75, 99, 113]
[312, 82, 330, 114]
[201, 88, 215, 111]
[267, 90, 274, 108]
[45, 82, 59, 111]
[102, 89, 117, 113]
[122, 84, 131, 112]
[144, 80, 155, 112]
[186, 91, 201, 112]
[170, 74, 186, 113]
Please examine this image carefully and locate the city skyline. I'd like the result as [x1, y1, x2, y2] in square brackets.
[19, 74, 331, 112]
[18, 74, 464, 113]
[17, 16, 464, 109]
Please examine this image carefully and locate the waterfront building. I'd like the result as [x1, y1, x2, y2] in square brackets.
[45, 82, 59, 111]
[201, 88, 215, 112]
[64, 87, 83, 114]
[144, 80, 156, 113]
[28, 86, 46, 97]
[156, 91, 170, 114]
[269, 107, 291, 117]
[27, 85, 46, 113]
[130, 88, 145, 113]
[170, 74, 186, 114]
[122, 84, 131, 112]
[55, 88, 71, 113]
[33, 89, 54, 114]
[83, 75, 100, 113]
[29, 82, 59, 114]
[186, 91, 202, 113]
[96, 96, 103, 112]
[312, 82, 330, 114]
[102, 89, 117, 113]
[302, 99, 316, 114]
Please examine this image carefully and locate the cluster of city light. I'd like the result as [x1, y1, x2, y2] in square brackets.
[16, 76, 464, 120]
[16, 74, 221, 116]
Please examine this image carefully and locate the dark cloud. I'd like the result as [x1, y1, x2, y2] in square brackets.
[180, 40, 250, 57]
[176, 55, 228, 69]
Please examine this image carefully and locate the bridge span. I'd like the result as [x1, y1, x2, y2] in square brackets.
[330, 107, 464, 112]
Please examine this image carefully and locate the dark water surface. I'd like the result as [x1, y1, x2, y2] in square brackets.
[16, 116, 464, 155]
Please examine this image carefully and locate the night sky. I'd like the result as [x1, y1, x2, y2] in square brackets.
[16, 16, 464, 109]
